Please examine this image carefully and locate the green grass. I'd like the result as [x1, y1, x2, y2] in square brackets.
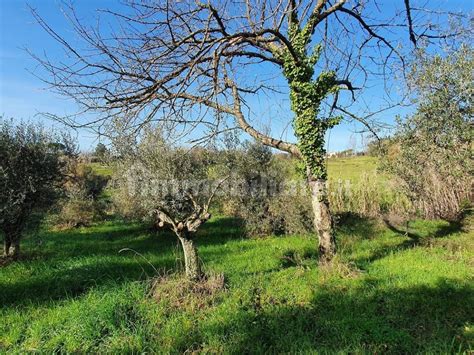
[92, 155, 378, 181]
[328, 155, 380, 182]
[89, 162, 113, 177]
[1, 215, 473, 353]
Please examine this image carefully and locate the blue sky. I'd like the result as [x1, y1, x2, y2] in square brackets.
[0, 0, 121, 150]
[0, 0, 471, 152]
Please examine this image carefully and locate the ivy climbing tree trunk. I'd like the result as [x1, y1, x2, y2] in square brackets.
[273, 22, 341, 262]
[178, 233, 202, 280]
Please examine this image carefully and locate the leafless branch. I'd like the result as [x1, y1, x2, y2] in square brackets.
[28, 0, 467, 151]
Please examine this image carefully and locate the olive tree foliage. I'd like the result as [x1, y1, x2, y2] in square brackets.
[221, 141, 279, 235]
[0, 119, 74, 258]
[381, 45, 473, 221]
[111, 126, 227, 280]
[30, 0, 470, 261]
[53, 159, 109, 229]
[222, 141, 313, 236]
[93, 143, 109, 162]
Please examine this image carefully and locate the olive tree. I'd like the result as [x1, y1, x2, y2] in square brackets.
[112, 126, 226, 280]
[31, 1, 467, 261]
[0, 119, 72, 258]
[381, 45, 473, 220]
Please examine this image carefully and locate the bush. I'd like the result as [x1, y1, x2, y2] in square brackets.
[220, 141, 281, 236]
[53, 190, 104, 228]
[223, 142, 417, 234]
[52, 161, 109, 229]
[268, 188, 314, 235]
[221, 141, 314, 237]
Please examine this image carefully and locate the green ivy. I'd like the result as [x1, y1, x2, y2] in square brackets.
[272, 21, 342, 179]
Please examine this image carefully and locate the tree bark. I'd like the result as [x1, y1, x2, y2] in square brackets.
[3, 234, 12, 257]
[10, 236, 20, 260]
[308, 175, 336, 262]
[178, 234, 202, 280]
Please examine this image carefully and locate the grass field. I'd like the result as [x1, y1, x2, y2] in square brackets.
[1, 156, 473, 353]
[90, 155, 379, 181]
[89, 162, 113, 177]
[1, 215, 473, 353]
[328, 155, 379, 181]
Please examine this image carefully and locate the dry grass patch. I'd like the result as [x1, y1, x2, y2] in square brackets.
[151, 272, 226, 311]
[319, 259, 364, 282]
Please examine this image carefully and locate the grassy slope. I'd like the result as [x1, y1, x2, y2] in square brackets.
[90, 155, 377, 181]
[328, 155, 378, 181]
[1, 216, 473, 353]
[1, 156, 472, 353]
[89, 162, 113, 177]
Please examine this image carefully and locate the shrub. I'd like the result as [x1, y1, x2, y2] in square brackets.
[268, 188, 314, 235]
[220, 141, 314, 237]
[53, 190, 101, 228]
[220, 141, 283, 236]
[52, 161, 109, 229]
[224, 143, 417, 234]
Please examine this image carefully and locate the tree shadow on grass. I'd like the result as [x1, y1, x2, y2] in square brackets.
[19, 222, 177, 261]
[199, 278, 473, 353]
[334, 213, 465, 267]
[1, 217, 248, 308]
[335, 212, 382, 240]
[197, 217, 245, 246]
[0, 222, 184, 307]
[382, 218, 464, 242]
[0, 254, 178, 307]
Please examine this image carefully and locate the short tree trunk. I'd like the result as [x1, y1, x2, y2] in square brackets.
[178, 235, 202, 280]
[10, 237, 20, 260]
[3, 235, 12, 257]
[308, 176, 336, 262]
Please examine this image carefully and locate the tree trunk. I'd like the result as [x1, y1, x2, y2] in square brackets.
[10, 236, 20, 260]
[178, 235, 202, 280]
[3, 234, 12, 257]
[308, 175, 336, 262]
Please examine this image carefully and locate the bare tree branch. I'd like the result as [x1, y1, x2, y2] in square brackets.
[28, 0, 466, 149]
[404, 0, 418, 47]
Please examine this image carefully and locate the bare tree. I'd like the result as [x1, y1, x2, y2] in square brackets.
[30, 0, 471, 262]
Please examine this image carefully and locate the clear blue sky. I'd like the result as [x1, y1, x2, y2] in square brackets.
[0, 0, 471, 152]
